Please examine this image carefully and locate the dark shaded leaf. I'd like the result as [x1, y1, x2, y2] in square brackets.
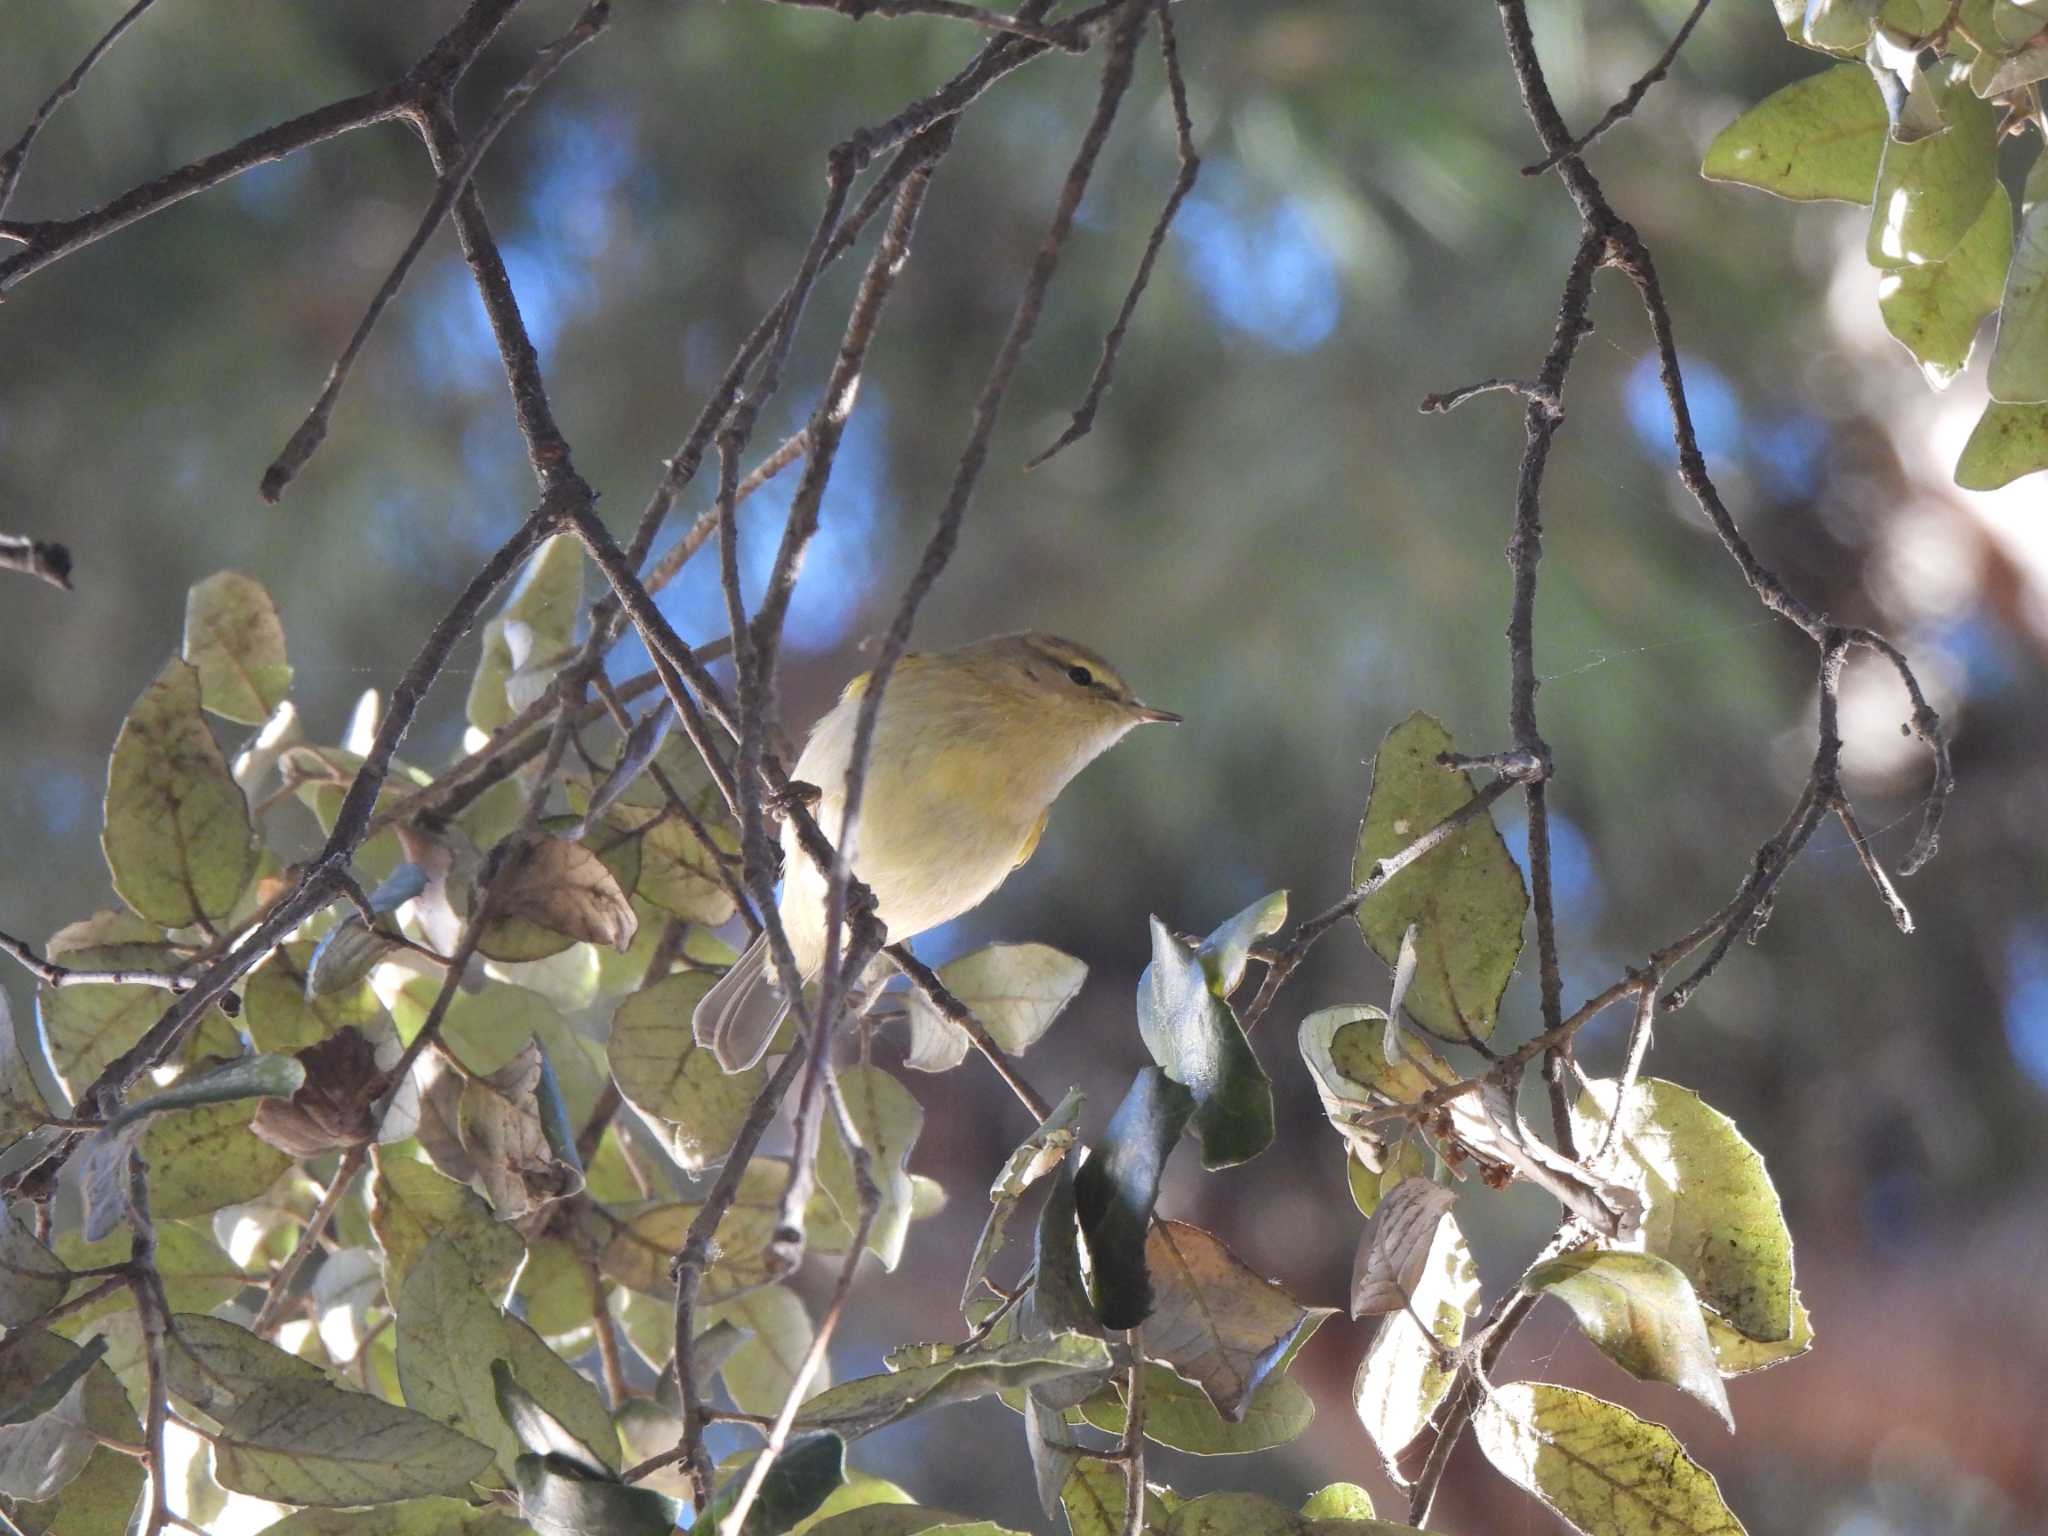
[1136, 919, 1271, 1169]
[1074, 1066, 1195, 1329]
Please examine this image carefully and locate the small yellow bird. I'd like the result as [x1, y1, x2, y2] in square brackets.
[693, 631, 1179, 1072]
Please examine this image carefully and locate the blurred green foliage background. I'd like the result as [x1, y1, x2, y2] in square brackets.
[3, 0, 2045, 1528]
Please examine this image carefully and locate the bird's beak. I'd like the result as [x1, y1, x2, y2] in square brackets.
[1130, 702, 1183, 725]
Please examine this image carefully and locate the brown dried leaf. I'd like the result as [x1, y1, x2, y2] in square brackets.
[1350, 1176, 1459, 1318]
[491, 836, 638, 953]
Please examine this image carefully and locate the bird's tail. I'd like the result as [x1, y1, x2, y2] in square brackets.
[693, 933, 792, 1073]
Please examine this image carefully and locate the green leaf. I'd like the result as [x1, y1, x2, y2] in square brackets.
[1472, 1382, 1749, 1536]
[1351, 1185, 1478, 1459]
[102, 1052, 304, 1134]
[1346, 1141, 1429, 1219]
[802, 1512, 972, 1536]
[1575, 1077, 1794, 1345]
[397, 1235, 620, 1476]
[1144, 1220, 1326, 1422]
[1300, 1006, 1448, 1177]
[163, 1314, 326, 1419]
[0, 1203, 70, 1327]
[1706, 1287, 1815, 1375]
[1074, 1066, 1196, 1329]
[1136, 918, 1272, 1169]
[1353, 714, 1526, 1044]
[467, 534, 586, 733]
[609, 970, 765, 1169]
[1523, 1251, 1732, 1427]
[1300, 1485, 1376, 1521]
[0, 991, 60, 1149]
[904, 943, 1088, 1072]
[183, 571, 292, 725]
[568, 759, 739, 927]
[816, 1064, 924, 1270]
[480, 834, 639, 961]
[709, 1285, 824, 1417]
[1868, 61, 1998, 269]
[1163, 1492, 1426, 1535]
[1880, 182, 2013, 388]
[101, 657, 257, 929]
[696, 1433, 846, 1536]
[1195, 891, 1287, 996]
[1955, 398, 2048, 487]
[510, 1456, 678, 1535]
[0, 1331, 143, 1525]
[0, 1333, 107, 1426]
[1061, 1456, 1177, 1536]
[1991, 190, 2048, 402]
[962, 1087, 1083, 1309]
[369, 1148, 527, 1305]
[457, 1037, 586, 1220]
[1702, 64, 1887, 202]
[137, 1095, 294, 1219]
[256, 1499, 529, 1534]
[493, 1358, 612, 1475]
[790, 1474, 921, 1533]
[241, 940, 387, 1053]
[214, 1377, 499, 1506]
[1079, 1334, 1321, 1457]
[793, 1332, 1114, 1440]
[53, 1219, 250, 1326]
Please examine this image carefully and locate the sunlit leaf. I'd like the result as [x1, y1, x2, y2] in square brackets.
[369, 1148, 527, 1304]
[1061, 1457, 1178, 1536]
[1575, 1078, 1794, 1345]
[1523, 1251, 1733, 1426]
[1299, 1484, 1376, 1521]
[101, 657, 257, 928]
[1144, 1220, 1326, 1422]
[1702, 63, 1886, 202]
[1074, 1066, 1196, 1329]
[213, 1376, 498, 1506]
[1867, 60, 1998, 269]
[1349, 1177, 1457, 1318]
[467, 535, 586, 734]
[1472, 1382, 1748, 1536]
[817, 1065, 923, 1270]
[396, 1235, 619, 1476]
[1195, 890, 1287, 996]
[904, 943, 1088, 1072]
[609, 970, 763, 1169]
[793, 1332, 1114, 1440]
[137, 1095, 294, 1220]
[1136, 918, 1272, 1169]
[1990, 191, 2048, 403]
[1353, 714, 1526, 1044]
[1079, 1359, 1316, 1456]
[163, 1313, 326, 1419]
[0, 991, 60, 1149]
[1955, 398, 2048, 487]
[962, 1087, 1083, 1308]
[1879, 183, 2012, 388]
[242, 940, 387, 1053]
[1352, 1185, 1478, 1460]
[1705, 1287, 1815, 1375]
[711, 1284, 825, 1416]
[183, 571, 292, 725]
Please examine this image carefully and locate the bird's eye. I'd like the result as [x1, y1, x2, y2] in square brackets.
[1067, 665, 1094, 687]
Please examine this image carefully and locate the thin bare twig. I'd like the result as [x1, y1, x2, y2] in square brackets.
[1520, 0, 1715, 176]
[1027, 0, 1200, 468]
[1117, 1328, 1148, 1536]
[0, 0, 162, 221]
[764, 0, 1088, 50]
[0, 931, 193, 993]
[886, 944, 1052, 1119]
[250, 1145, 368, 1337]
[259, 1, 613, 502]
